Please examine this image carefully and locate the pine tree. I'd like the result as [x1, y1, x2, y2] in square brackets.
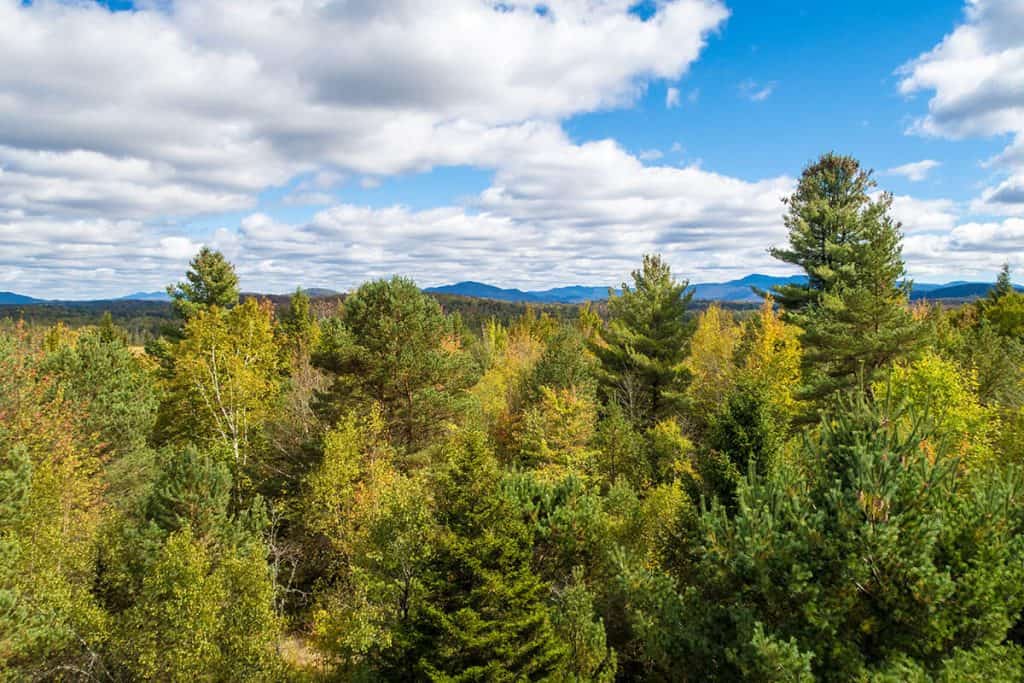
[994, 263, 1014, 299]
[770, 154, 922, 403]
[591, 254, 693, 424]
[313, 277, 478, 452]
[767, 153, 876, 310]
[625, 392, 1024, 681]
[979, 263, 1024, 339]
[167, 247, 240, 319]
[408, 431, 566, 681]
[280, 287, 319, 354]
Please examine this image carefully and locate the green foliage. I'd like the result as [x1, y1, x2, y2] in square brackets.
[768, 152, 879, 309]
[111, 526, 281, 681]
[167, 246, 241, 319]
[594, 402, 652, 489]
[625, 393, 1024, 681]
[552, 567, 618, 682]
[157, 297, 281, 476]
[591, 254, 694, 424]
[978, 264, 1024, 339]
[314, 276, 478, 452]
[0, 330, 108, 680]
[4, 167, 1024, 680]
[43, 326, 159, 456]
[279, 287, 320, 357]
[771, 153, 923, 403]
[409, 430, 567, 681]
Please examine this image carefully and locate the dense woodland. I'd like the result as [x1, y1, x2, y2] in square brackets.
[3, 153, 1024, 681]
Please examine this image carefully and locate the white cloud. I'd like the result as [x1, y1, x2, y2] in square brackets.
[886, 159, 940, 182]
[638, 149, 664, 161]
[0, 0, 1008, 297]
[903, 217, 1024, 278]
[888, 194, 960, 233]
[666, 87, 681, 108]
[971, 173, 1024, 215]
[898, 0, 1024, 211]
[0, 0, 728, 187]
[738, 79, 776, 102]
[199, 132, 797, 293]
[0, 0, 734, 297]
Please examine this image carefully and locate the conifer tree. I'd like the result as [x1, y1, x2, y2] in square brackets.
[767, 153, 875, 310]
[770, 154, 922, 402]
[408, 431, 566, 680]
[591, 254, 693, 424]
[625, 392, 1024, 681]
[280, 287, 319, 354]
[314, 277, 477, 452]
[167, 247, 240, 319]
[979, 263, 1024, 338]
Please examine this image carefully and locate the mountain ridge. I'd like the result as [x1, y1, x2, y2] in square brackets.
[4, 275, 1021, 306]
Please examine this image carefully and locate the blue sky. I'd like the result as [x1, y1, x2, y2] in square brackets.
[3, 0, 1023, 298]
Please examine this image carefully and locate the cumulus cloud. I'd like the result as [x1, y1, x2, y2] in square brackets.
[200, 132, 797, 294]
[903, 217, 1024, 279]
[898, 0, 1024, 212]
[1, 0, 738, 297]
[886, 159, 940, 182]
[0, 0, 1008, 297]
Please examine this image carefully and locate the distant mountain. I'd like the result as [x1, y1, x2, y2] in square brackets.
[0, 291, 43, 304]
[911, 282, 1024, 300]
[425, 281, 542, 302]
[303, 288, 342, 298]
[689, 274, 808, 302]
[117, 291, 171, 301]
[3, 277, 1021, 309]
[426, 275, 811, 304]
[530, 285, 616, 303]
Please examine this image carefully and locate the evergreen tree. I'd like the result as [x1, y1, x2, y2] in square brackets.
[408, 431, 566, 680]
[591, 254, 693, 424]
[979, 263, 1024, 339]
[314, 276, 478, 452]
[625, 392, 1024, 681]
[44, 327, 159, 457]
[167, 247, 240, 319]
[994, 263, 1015, 299]
[770, 154, 922, 403]
[280, 287, 319, 355]
[767, 153, 876, 310]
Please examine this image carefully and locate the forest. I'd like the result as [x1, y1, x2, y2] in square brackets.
[3, 153, 1024, 681]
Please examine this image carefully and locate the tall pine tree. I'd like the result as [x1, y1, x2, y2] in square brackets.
[591, 254, 693, 424]
[769, 154, 922, 403]
[767, 153, 875, 310]
[167, 247, 240, 319]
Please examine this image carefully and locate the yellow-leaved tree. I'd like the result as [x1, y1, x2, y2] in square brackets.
[158, 298, 281, 471]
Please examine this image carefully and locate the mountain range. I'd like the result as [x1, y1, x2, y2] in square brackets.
[425, 275, 1021, 303]
[2, 275, 1020, 306]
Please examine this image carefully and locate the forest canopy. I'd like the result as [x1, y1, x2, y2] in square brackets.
[3, 153, 1024, 681]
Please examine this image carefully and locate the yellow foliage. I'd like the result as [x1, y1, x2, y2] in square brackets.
[878, 351, 996, 467]
[683, 304, 739, 420]
[737, 297, 803, 418]
[304, 403, 396, 553]
[164, 298, 280, 466]
[518, 385, 599, 473]
[471, 324, 545, 425]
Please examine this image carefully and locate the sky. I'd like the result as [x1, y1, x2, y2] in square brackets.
[2, 0, 1024, 299]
